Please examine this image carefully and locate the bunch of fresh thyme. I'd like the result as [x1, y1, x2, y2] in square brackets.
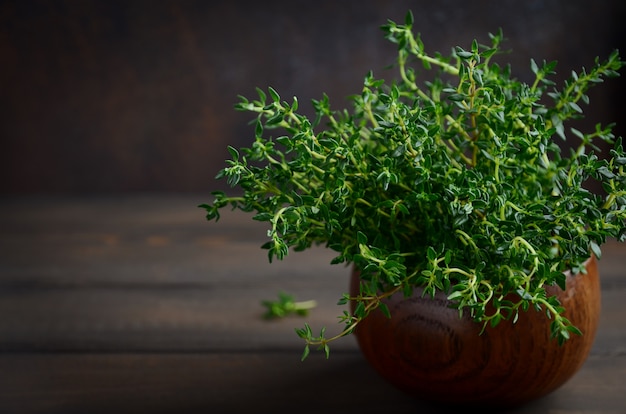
[201, 12, 625, 360]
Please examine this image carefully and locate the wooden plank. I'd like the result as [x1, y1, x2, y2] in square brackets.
[1, 280, 625, 355]
[2, 195, 622, 285]
[0, 352, 625, 414]
[0, 281, 357, 353]
[0, 195, 351, 352]
[0, 195, 275, 285]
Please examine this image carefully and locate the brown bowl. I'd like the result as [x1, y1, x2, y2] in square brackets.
[350, 256, 600, 408]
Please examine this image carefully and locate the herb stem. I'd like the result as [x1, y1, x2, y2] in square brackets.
[303, 284, 404, 348]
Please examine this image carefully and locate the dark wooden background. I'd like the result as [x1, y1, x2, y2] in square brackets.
[2, 0, 625, 195]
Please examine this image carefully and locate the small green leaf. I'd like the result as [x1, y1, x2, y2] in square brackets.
[255, 87, 266, 102]
[426, 246, 437, 261]
[356, 231, 368, 245]
[404, 10, 414, 26]
[301, 345, 310, 361]
[455, 47, 473, 59]
[590, 241, 602, 259]
[530, 58, 539, 74]
[354, 301, 365, 318]
[227, 146, 239, 161]
[255, 119, 263, 137]
[268, 86, 280, 102]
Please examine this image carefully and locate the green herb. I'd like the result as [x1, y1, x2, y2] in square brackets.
[200, 11, 625, 359]
[261, 291, 317, 319]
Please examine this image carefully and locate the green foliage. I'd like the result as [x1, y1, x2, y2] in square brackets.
[261, 292, 317, 319]
[200, 11, 625, 359]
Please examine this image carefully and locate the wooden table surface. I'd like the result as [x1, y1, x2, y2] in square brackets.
[1, 194, 624, 414]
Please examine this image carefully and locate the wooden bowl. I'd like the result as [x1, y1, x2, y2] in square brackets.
[350, 256, 600, 408]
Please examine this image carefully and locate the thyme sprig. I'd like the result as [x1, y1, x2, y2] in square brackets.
[201, 11, 625, 360]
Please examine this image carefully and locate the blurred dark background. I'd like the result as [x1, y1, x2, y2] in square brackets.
[1, 0, 625, 195]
